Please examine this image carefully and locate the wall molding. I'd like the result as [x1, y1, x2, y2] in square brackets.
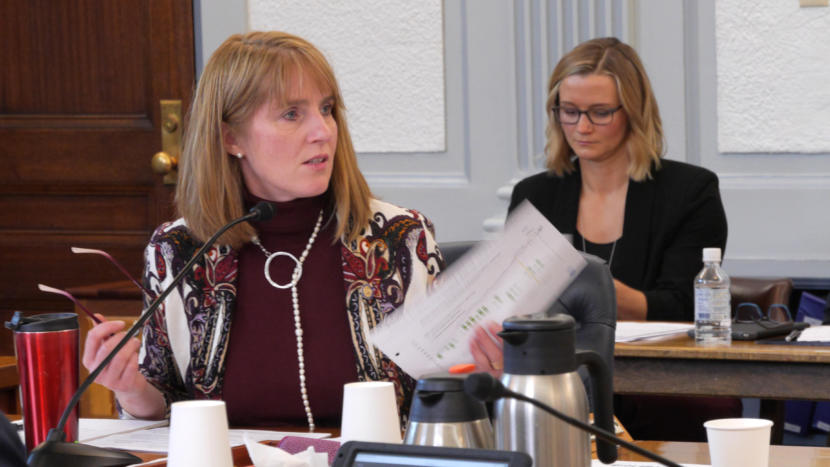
[724, 258, 830, 280]
[363, 172, 470, 187]
[719, 173, 830, 190]
[360, 0, 471, 184]
[682, 0, 701, 166]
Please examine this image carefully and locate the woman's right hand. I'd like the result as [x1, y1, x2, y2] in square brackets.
[82, 315, 143, 393]
[82, 314, 165, 419]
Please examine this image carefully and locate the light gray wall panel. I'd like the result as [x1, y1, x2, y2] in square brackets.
[514, 0, 635, 174]
[633, 0, 687, 163]
[196, 0, 830, 278]
[688, 0, 830, 278]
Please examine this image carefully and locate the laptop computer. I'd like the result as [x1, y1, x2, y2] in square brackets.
[332, 441, 532, 467]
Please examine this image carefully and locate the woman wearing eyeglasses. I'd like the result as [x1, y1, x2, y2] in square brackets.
[505, 37, 734, 441]
[509, 37, 727, 323]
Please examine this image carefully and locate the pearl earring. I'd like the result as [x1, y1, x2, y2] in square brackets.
[235, 152, 243, 159]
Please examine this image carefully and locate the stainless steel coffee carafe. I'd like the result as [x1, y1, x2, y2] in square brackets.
[494, 315, 616, 467]
[404, 375, 494, 449]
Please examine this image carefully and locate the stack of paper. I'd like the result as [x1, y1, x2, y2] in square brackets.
[70, 418, 329, 453]
[615, 322, 693, 343]
[794, 325, 830, 342]
[590, 461, 707, 467]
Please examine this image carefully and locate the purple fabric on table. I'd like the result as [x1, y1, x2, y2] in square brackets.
[277, 436, 342, 465]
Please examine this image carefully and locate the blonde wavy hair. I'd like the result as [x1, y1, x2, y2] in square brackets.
[545, 37, 665, 181]
[176, 31, 372, 248]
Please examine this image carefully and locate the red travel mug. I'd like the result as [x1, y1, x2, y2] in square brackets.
[5, 311, 79, 453]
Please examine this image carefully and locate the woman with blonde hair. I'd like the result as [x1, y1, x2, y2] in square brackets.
[504, 37, 734, 441]
[510, 37, 726, 322]
[82, 31, 442, 430]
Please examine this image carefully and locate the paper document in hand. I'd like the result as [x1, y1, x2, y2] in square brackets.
[370, 201, 586, 378]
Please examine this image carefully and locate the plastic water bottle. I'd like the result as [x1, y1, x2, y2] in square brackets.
[694, 247, 731, 345]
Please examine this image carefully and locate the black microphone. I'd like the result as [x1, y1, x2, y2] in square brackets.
[28, 202, 275, 467]
[248, 201, 276, 222]
[464, 373, 683, 467]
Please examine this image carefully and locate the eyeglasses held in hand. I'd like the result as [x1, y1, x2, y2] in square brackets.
[552, 105, 624, 125]
[71, 246, 150, 297]
[38, 284, 103, 324]
[734, 302, 793, 327]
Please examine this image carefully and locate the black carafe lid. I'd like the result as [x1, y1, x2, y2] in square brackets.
[499, 314, 577, 375]
[409, 375, 489, 423]
[5, 311, 79, 332]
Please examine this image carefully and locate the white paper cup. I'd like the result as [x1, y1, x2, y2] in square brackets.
[341, 381, 402, 443]
[704, 418, 773, 467]
[168, 400, 233, 467]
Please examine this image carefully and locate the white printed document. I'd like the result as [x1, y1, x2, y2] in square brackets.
[77, 418, 328, 453]
[795, 325, 830, 342]
[615, 322, 694, 343]
[371, 201, 587, 377]
[591, 461, 708, 467]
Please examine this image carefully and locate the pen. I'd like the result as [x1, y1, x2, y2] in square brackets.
[785, 329, 802, 342]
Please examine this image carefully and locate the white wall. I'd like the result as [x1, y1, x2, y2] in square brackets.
[691, 0, 830, 279]
[716, 1, 830, 153]
[247, 0, 446, 153]
[196, 0, 830, 280]
[197, 0, 520, 242]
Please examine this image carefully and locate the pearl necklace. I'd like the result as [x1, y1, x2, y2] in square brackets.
[250, 209, 324, 431]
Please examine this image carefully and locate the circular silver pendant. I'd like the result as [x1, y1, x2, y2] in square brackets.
[263, 251, 302, 289]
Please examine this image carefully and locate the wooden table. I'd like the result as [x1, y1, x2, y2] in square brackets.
[133, 440, 830, 466]
[0, 355, 19, 414]
[614, 333, 830, 400]
[132, 427, 340, 465]
[622, 440, 830, 466]
[615, 330, 830, 444]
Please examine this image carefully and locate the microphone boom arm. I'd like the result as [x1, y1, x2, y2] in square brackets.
[507, 390, 682, 467]
[48, 207, 264, 442]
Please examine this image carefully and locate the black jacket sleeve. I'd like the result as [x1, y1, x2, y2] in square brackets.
[642, 168, 728, 321]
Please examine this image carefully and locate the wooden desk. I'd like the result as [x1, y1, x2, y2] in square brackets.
[133, 440, 830, 466]
[0, 355, 19, 414]
[615, 333, 830, 400]
[132, 428, 340, 465]
[623, 440, 830, 466]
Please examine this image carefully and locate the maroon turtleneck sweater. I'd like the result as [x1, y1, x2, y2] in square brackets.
[223, 194, 356, 427]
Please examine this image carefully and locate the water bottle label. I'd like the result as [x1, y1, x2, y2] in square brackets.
[694, 288, 731, 321]
[695, 286, 731, 344]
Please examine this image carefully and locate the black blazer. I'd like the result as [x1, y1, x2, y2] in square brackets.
[509, 159, 728, 322]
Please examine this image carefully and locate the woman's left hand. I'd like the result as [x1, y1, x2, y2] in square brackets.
[614, 279, 648, 320]
[469, 321, 504, 377]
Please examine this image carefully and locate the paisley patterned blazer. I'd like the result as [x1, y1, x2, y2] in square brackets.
[136, 199, 442, 421]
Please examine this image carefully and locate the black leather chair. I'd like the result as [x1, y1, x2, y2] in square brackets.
[0, 412, 26, 467]
[437, 241, 477, 271]
[731, 276, 794, 445]
[438, 241, 617, 386]
[540, 253, 617, 378]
